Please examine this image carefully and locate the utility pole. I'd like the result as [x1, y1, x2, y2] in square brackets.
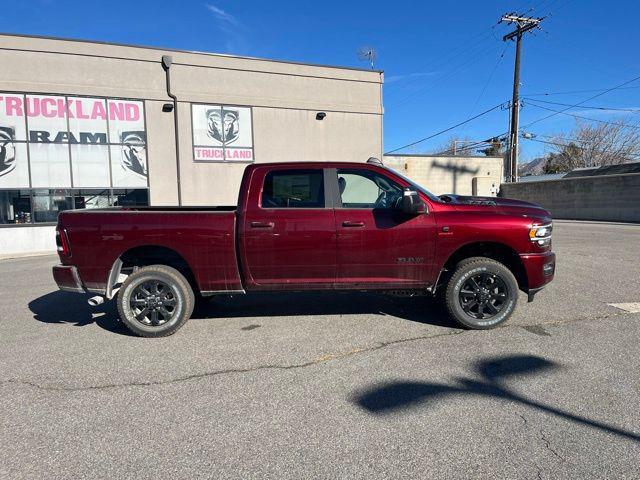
[500, 13, 543, 182]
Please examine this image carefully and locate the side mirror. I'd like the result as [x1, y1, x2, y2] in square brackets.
[400, 190, 427, 215]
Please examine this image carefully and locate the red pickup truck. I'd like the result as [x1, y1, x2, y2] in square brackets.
[53, 160, 555, 337]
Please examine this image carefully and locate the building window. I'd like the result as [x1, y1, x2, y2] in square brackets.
[74, 189, 111, 209]
[0, 92, 148, 190]
[0, 92, 151, 226]
[111, 189, 148, 206]
[32, 189, 73, 223]
[0, 190, 32, 224]
[0, 188, 149, 225]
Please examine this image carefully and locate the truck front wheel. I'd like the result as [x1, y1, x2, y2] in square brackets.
[444, 257, 518, 329]
[117, 265, 195, 337]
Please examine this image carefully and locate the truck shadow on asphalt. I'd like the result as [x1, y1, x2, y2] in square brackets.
[28, 291, 134, 335]
[352, 354, 640, 443]
[193, 291, 455, 326]
[28, 290, 456, 335]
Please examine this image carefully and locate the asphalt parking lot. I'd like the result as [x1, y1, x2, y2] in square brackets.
[1, 220, 639, 479]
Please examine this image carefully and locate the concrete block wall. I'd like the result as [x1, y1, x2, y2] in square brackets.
[383, 155, 503, 196]
[500, 173, 640, 223]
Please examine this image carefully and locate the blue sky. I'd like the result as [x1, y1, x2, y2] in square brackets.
[5, 0, 640, 162]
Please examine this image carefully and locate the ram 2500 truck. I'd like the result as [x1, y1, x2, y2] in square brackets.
[53, 161, 555, 337]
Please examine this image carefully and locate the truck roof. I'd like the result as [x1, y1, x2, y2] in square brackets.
[245, 161, 384, 170]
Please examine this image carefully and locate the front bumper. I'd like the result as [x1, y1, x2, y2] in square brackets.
[519, 251, 556, 301]
[52, 265, 84, 293]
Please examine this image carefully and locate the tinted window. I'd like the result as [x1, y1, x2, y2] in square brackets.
[0, 190, 32, 224]
[32, 189, 73, 223]
[337, 169, 403, 209]
[262, 169, 325, 208]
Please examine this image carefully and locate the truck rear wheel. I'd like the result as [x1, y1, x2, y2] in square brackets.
[117, 265, 195, 337]
[445, 257, 518, 329]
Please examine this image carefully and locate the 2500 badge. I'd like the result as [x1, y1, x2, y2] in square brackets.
[396, 257, 425, 263]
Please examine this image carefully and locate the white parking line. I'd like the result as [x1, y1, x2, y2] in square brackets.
[608, 303, 640, 313]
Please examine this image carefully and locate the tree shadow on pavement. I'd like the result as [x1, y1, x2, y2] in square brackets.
[28, 290, 133, 335]
[29, 290, 456, 335]
[352, 354, 640, 442]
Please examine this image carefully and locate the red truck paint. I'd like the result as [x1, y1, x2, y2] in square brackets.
[53, 162, 555, 299]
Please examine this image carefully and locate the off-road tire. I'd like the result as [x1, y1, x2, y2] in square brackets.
[117, 265, 195, 337]
[445, 257, 518, 329]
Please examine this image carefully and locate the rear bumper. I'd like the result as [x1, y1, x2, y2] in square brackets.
[520, 251, 556, 300]
[52, 265, 84, 293]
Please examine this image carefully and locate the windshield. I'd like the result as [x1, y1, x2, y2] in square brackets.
[384, 166, 441, 203]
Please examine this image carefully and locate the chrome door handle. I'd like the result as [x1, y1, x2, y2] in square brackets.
[342, 221, 365, 227]
[250, 221, 275, 229]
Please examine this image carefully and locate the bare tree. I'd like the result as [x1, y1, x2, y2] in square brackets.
[543, 119, 640, 173]
[478, 137, 506, 157]
[432, 136, 506, 157]
[433, 136, 473, 156]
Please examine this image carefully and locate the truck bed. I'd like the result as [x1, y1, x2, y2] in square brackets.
[57, 207, 243, 294]
[80, 206, 237, 212]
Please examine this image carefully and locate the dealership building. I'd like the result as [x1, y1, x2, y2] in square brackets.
[0, 33, 501, 256]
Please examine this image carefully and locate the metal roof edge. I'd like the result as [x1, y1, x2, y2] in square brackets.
[0, 32, 384, 75]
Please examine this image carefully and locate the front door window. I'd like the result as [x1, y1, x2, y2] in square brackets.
[337, 169, 403, 210]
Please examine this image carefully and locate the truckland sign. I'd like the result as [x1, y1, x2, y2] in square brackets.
[191, 104, 254, 162]
[0, 93, 147, 189]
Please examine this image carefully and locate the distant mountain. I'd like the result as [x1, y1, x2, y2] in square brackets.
[518, 157, 547, 176]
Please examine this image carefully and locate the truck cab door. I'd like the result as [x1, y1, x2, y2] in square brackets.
[331, 167, 437, 289]
[239, 167, 336, 289]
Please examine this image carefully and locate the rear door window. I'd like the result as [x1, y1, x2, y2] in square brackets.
[261, 169, 325, 208]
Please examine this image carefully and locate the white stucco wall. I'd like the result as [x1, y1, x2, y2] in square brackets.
[0, 226, 56, 257]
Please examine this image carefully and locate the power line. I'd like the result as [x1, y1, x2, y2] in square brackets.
[522, 86, 640, 97]
[523, 131, 588, 144]
[522, 74, 640, 128]
[436, 134, 508, 156]
[436, 139, 492, 156]
[522, 97, 640, 112]
[525, 131, 640, 158]
[384, 102, 507, 154]
[461, 46, 509, 134]
[524, 101, 640, 129]
[521, 135, 640, 159]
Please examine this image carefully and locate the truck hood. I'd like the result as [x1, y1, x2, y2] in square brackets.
[438, 194, 551, 219]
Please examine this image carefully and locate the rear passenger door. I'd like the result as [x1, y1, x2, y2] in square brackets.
[239, 167, 336, 289]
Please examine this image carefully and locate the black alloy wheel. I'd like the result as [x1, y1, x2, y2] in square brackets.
[444, 257, 519, 329]
[129, 279, 178, 326]
[458, 272, 509, 320]
[117, 264, 195, 337]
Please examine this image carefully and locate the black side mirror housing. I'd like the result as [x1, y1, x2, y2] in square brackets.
[400, 190, 427, 215]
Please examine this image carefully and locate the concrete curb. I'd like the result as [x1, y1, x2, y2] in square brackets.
[553, 219, 640, 226]
[0, 251, 57, 261]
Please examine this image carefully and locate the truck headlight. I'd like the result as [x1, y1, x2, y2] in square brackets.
[529, 223, 552, 247]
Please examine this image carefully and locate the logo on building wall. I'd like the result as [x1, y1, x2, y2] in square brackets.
[206, 108, 240, 145]
[192, 104, 253, 162]
[0, 126, 16, 177]
[120, 131, 147, 178]
[0, 93, 147, 189]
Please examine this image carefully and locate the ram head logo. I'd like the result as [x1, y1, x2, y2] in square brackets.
[120, 131, 147, 177]
[206, 108, 239, 145]
[0, 126, 16, 177]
